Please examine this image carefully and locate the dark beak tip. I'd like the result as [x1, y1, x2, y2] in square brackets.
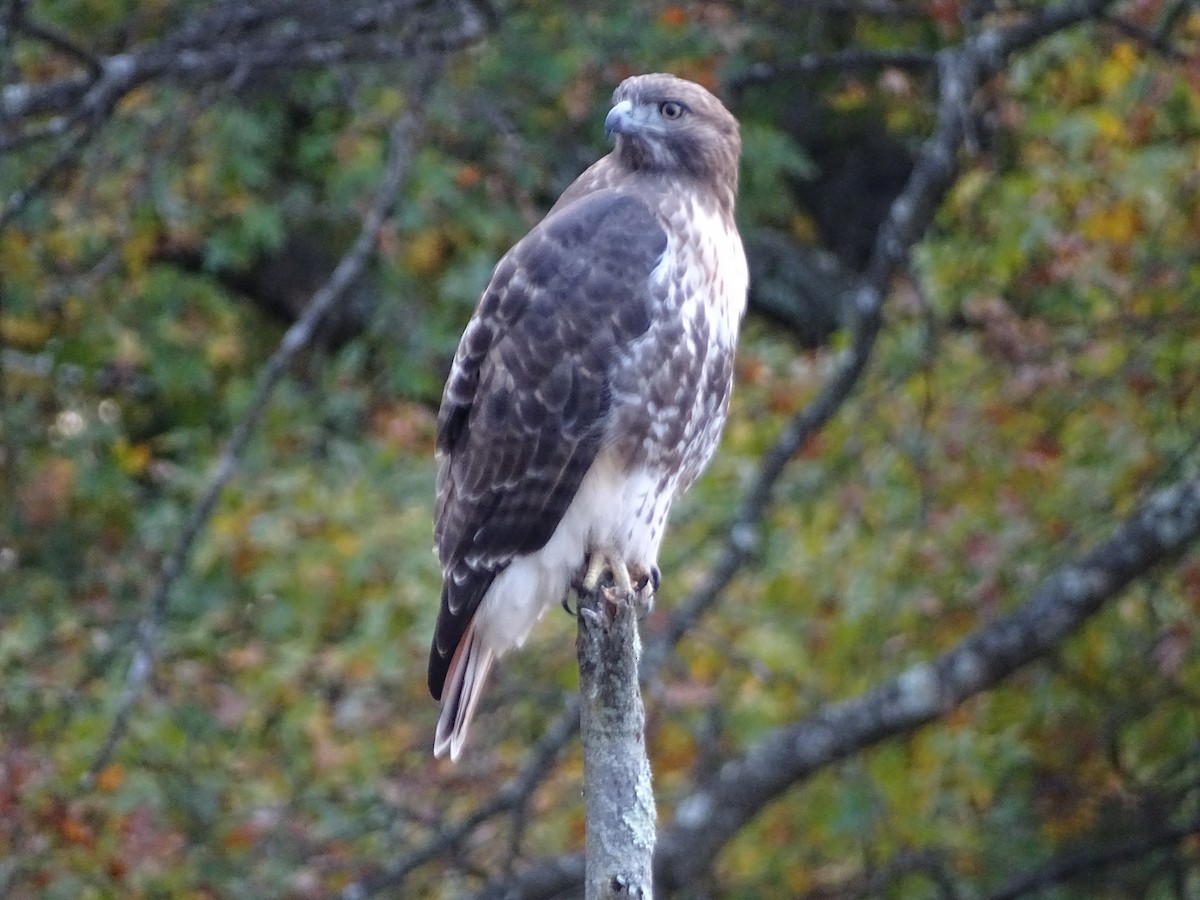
[604, 112, 620, 142]
[604, 105, 631, 142]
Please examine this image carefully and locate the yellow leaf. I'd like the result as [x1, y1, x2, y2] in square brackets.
[1098, 41, 1137, 95]
[1091, 108, 1124, 142]
[114, 438, 151, 475]
[95, 764, 125, 792]
[0, 231, 35, 282]
[1080, 199, 1140, 243]
[789, 212, 818, 244]
[333, 532, 360, 558]
[121, 227, 157, 281]
[1, 314, 51, 349]
[830, 80, 868, 112]
[405, 229, 449, 276]
[206, 333, 243, 369]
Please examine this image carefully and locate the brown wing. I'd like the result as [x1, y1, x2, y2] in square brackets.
[428, 189, 667, 699]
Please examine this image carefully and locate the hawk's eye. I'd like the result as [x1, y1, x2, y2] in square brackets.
[659, 101, 685, 120]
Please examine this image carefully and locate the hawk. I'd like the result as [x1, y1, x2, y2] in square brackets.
[429, 73, 748, 760]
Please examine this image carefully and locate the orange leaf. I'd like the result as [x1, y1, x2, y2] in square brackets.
[60, 814, 95, 847]
[657, 6, 687, 28]
[95, 764, 125, 792]
[454, 163, 482, 189]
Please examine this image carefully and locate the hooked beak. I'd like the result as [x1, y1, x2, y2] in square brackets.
[604, 99, 635, 141]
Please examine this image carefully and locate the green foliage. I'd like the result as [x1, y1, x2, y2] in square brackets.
[739, 122, 815, 227]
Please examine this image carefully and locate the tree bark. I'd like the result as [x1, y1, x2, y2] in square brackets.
[576, 586, 657, 900]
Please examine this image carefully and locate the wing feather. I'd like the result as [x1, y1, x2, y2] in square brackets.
[428, 189, 667, 699]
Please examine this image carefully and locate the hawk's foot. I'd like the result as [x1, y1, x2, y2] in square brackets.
[574, 548, 638, 629]
[578, 547, 633, 595]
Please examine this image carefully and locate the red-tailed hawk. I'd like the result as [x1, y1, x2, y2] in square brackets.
[429, 73, 747, 759]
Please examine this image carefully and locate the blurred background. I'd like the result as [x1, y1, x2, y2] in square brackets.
[1, 0, 1198, 897]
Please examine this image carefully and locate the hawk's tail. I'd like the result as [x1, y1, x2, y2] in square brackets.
[433, 621, 495, 761]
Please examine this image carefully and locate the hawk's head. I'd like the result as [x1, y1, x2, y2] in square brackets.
[605, 73, 740, 195]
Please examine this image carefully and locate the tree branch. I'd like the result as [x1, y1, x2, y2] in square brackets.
[646, 0, 1120, 696]
[1103, 12, 1192, 62]
[644, 0, 988, 678]
[19, 16, 104, 75]
[0, 0, 490, 150]
[577, 586, 656, 900]
[653, 476, 1200, 888]
[81, 72, 435, 787]
[0, 115, 100, 230]
[984, 810, 1200, 900]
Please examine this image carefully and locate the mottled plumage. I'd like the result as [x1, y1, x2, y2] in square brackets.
[430, 74, 748, 759]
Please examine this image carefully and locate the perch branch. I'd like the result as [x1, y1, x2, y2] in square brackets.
[577, 584, 657, 900]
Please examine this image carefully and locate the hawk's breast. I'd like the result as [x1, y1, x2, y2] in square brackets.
[607, 194, 748, 493]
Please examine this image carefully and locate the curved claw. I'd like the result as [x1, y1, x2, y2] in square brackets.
[628, 563, 659, 620]
[635, 587, 655, 620]
[561, 591, 577, 617]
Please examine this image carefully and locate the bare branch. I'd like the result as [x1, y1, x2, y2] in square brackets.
[811, 0, 936, 18]
[654, 476, 1200, 889]
[81, 71, 436, 787]
[646, 0, 1121, 690]
[499, 474, 1200, 899]
[0, 117, 99, 230]
[1103, 13, 1192, 62]
[476, 854, 585, 900]
[984, 811, 1200, 900]
[0, 0, 489, 147]
[644, 9, 983, 678]
[19, 16, 104, 75]
[576, 587, 656, 900]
